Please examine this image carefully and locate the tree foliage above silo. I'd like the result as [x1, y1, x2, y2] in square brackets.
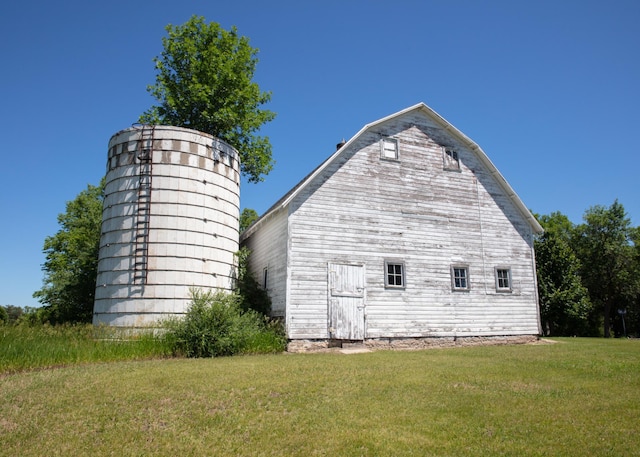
[140, 16, 276, 183]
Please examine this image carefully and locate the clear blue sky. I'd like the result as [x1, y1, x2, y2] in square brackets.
[1, 0, 638, 308]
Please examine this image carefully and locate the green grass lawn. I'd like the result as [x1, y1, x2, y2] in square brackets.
[1, 338, 639, 456]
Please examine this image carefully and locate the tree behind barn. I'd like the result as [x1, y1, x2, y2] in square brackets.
[629, 226, 640, 334]
[535, 212, 592, 336]
[140, 15, 276, 183]
[573, 201, 638, 337]
[240, 208, 259, 233]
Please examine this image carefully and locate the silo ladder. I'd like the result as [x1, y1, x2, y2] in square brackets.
[133, 125, 154, 285]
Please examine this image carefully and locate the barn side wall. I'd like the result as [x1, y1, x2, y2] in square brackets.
[240, 207, 288, 317]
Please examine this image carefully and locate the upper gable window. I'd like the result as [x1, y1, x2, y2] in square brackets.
[380, 138, 399, 161]
[443, 147, 460, 171]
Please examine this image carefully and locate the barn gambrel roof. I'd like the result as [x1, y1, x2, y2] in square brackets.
[242, 102, 543, 239]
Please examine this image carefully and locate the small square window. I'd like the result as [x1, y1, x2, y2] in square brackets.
[451, 265, 469, 291]
[385, 261, 405, 288]
[443, 147, 460, 171]
[495, 268, 511, 292]
[381, 138, 399, 160]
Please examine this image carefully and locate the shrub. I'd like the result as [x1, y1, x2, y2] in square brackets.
[162, 289, 285, 358]
[16, 306, 50, 326]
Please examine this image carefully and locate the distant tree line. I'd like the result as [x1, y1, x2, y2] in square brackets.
[0, 305, 25, 324]
[535, 200, 640, 337]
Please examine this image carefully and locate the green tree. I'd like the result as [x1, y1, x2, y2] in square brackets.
[140, 15, 276, 183]
[234, 247, 271, 316]
[239, 208, 259, 232]
[33, 180, 105, 324]
[16, 306, 49, 326]
[538, 211, 575, 241]
[573, 201, 637, 337]
[535, 212, 592, 336]
[625, 226, 640, 336]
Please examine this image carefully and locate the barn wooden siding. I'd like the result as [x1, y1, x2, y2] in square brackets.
[241, 208, 288, 317]
[242, 105, 541, 341]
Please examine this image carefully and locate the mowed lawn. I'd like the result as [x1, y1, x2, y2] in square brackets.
[1, 338, 638, 457]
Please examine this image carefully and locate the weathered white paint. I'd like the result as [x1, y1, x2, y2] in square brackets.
[241, 103, 543, 341]
[241, 207, 288, 317]
[94, 126, 240, 327]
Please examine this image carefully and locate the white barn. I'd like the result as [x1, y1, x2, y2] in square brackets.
[241, 103, 543, 348]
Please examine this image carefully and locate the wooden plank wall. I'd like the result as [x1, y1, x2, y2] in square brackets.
[241, 208, 288, 317]
[285, 112, 539, 339]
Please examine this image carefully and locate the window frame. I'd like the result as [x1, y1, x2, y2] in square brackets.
[450, 265, 470, 291]
[380, 137, 400, 161]
[495, 267, 512, 292]
[262, 267, 268, 290]
[384, 260, 406, 289]
[443, 146, 461, 171]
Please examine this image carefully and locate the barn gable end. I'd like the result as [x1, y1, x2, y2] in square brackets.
[241, 103, 542, 344]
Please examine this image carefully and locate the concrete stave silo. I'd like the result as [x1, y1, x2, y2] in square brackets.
[93, 125, 240, 327]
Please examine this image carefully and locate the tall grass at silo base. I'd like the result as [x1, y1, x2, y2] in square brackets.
[0, 323, 174, 374]
[0, 293, 288, 374]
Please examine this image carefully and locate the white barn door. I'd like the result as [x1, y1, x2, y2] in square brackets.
[328, 263, 365, 340]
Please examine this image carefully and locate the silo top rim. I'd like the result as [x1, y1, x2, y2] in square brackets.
[115, 124, 218, 138]
[108, 125, 240, 161]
